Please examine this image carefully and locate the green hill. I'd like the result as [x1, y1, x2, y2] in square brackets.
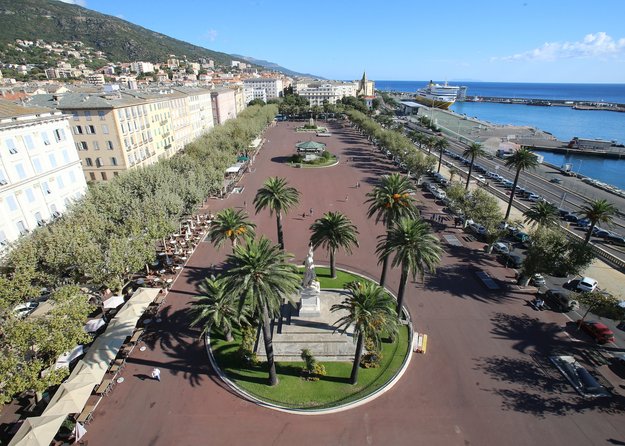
[0, 0, 236, 65]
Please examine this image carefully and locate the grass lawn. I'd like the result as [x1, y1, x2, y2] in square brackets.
[306, 266, 365, 289]
[210, 324, 410, 409]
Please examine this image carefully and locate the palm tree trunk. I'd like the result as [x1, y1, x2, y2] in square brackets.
[465, 160, 474, 190]
[437, 150, 443, 173]
[276, 213, 284, 250]
[350, 332, 364, 385]
[260, 303, 278, 386]
[585, 222, 595, 244]
[379, 255, 389, 287]
[396, 265, 408, 318]
[330, 248, 336, 279]
[504, 168, 522, 220]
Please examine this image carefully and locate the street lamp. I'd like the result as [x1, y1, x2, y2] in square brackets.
[577, 159, 584, 175]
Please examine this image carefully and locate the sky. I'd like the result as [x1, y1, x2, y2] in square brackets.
[59, 0, 625, 83]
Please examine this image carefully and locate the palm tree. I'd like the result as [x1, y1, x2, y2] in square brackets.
[190, 275, 248, 342]
[253, 177, 300, 251]
[413, 132, 428, 153]
[376, 218, 442, 317]
[365, 173, 418, 287]
[523, 201, 560, 229]
[331, 281, 398, 385]
[208, 208, 256, 250]
[425, 135, 437, 155]
[578, 199, 618, 243]
[503, 148, 539, 220]
[309, 212, 360, 279]
[448, 166, 459, 183]
[462, 142, 486, 190]
[434, 137, 449, 173]
[224, 236, 301, 386]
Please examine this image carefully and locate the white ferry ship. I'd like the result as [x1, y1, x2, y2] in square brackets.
[414, 81, 460, 109]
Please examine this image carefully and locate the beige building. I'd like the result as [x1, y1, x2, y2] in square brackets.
[28, 87, 215, 182]
[230, 85, 247, 114]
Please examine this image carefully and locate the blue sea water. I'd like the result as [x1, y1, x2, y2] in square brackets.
[376, 80, 625, 189]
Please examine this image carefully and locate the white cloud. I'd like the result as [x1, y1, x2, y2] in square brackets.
[495, 32, 625, 61]
[58, 0, 87, 6]
[203, 29, 218, 42]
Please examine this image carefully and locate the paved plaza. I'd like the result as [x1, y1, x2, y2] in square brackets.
[82, 121, 625, 446]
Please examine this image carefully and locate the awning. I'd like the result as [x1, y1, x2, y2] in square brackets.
[84, 318, 106, 333]
[42, 379, 94, 415]
[225, 163, 243, 174]
[237, 156, 249, 162]
[8, 414, 66, 446]
[103, 294, 125, 309]
[54, 345, 84, 370]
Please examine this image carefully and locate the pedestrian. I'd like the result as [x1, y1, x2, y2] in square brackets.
[345, 195, 349, 202]
[309, 208, 313, 216]
[356, 181, 360, 188]
[243, 200, 247, 208]
[302, 212, 306, 219]
[151, 368, 161, 382]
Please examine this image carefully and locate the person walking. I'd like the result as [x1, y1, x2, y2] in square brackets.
[151, 368, 161, 382]
[309, 207, 313, 216]
[345, 195, 349, 202]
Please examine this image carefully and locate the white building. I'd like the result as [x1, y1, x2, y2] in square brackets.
[243, 77, 283, 100]
[130, 61, 155, 74]
[294, 81, 358, 106]
[0, 100, 87, 249]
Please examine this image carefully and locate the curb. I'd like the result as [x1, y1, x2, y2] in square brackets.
[205, 267, 414, 415]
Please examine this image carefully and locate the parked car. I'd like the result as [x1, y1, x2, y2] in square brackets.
[563, 214, 579, 223]
[527, 193, 542, 202]
[593, 229, 612, 238]
[469, 222, 487, 235]
[577, 218, 591, 228]
[514, 231, 531, 243]
[493, 242, 510, 254]
[544, 289, 579, 312]
[558, 209, 572, 218]
[531, 274, 546, 287]
[577, 277, 598, 292]
[476, 175, 486, 183]
[577, 320, 615, 344]
[13, 301, 39, 318]
[604, 234, 625, 247]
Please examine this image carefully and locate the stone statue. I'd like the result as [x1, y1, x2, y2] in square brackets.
[300, 245, 320, 316]
[302, 244, 317, 288]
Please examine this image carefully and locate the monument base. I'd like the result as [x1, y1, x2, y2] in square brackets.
[299, 284, 321, 317]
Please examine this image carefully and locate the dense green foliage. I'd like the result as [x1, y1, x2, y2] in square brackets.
[309, 212, 359, 278]
[0, 105, 277, 400]
[0, 0, 237, 65]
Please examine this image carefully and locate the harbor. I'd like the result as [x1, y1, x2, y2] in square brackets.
[463, 96, 625, 112]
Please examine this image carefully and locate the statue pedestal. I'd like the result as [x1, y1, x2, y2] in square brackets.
[299, 281, 321, 317]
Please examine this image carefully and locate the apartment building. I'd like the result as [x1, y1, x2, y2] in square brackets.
[0, 100, 87, 248]
[294, 81, 358, 106]
[210, 88, 237, 126]
[28, 88, 215, 182]
[243, 77, 283, 100]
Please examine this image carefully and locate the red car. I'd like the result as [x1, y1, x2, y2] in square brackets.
[577, 320, 615, 344]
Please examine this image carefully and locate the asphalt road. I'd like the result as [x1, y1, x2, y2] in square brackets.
[81, 121, 625, 446]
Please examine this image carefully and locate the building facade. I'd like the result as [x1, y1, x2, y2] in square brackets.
[243, 77, 283, 100]
[27, 88, 215, 182]
[0, 100, 87, 248]
[210, 88, 237, 126]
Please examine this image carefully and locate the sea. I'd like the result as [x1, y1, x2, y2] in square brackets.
[376, 80, 625, 190]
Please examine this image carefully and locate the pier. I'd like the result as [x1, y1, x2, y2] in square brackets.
[464, 96, 625, 112]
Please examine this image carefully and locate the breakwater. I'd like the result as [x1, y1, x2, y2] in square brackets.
[464, 96, 625, 112]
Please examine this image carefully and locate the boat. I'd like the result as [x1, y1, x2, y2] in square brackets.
[413, 81, 461, 109]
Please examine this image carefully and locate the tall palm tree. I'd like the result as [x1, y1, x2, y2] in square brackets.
[365, 173, 418, 287]
[331, 281, 398, 385]
[208, 208, 256, 250]
[523, 201, 560, 229]
[503, 148, 539, 220]
[309, 211, 360, 279]
[578, 199, 618, 244]
[253, 177, 300, 251]
[190, 275, 248, 342]
[462, 142, 486, 190]
[224, 236, 301, 386]
[414, 133, 428, 153]
[376, 217, 442, 317]
[425, 135, 437, 155]
[434, 137, 449, 173]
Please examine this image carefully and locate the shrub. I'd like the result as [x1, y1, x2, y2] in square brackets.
[290, 154, 304, 163]
[321, 150, 331, 160]
[360, 352, 382, 368]
[300, 349, 326, 381]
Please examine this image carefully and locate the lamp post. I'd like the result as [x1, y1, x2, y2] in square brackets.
[577, 160, 584, 175]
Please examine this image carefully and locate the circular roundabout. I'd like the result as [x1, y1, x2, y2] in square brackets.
[206, 267, 413, 414]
